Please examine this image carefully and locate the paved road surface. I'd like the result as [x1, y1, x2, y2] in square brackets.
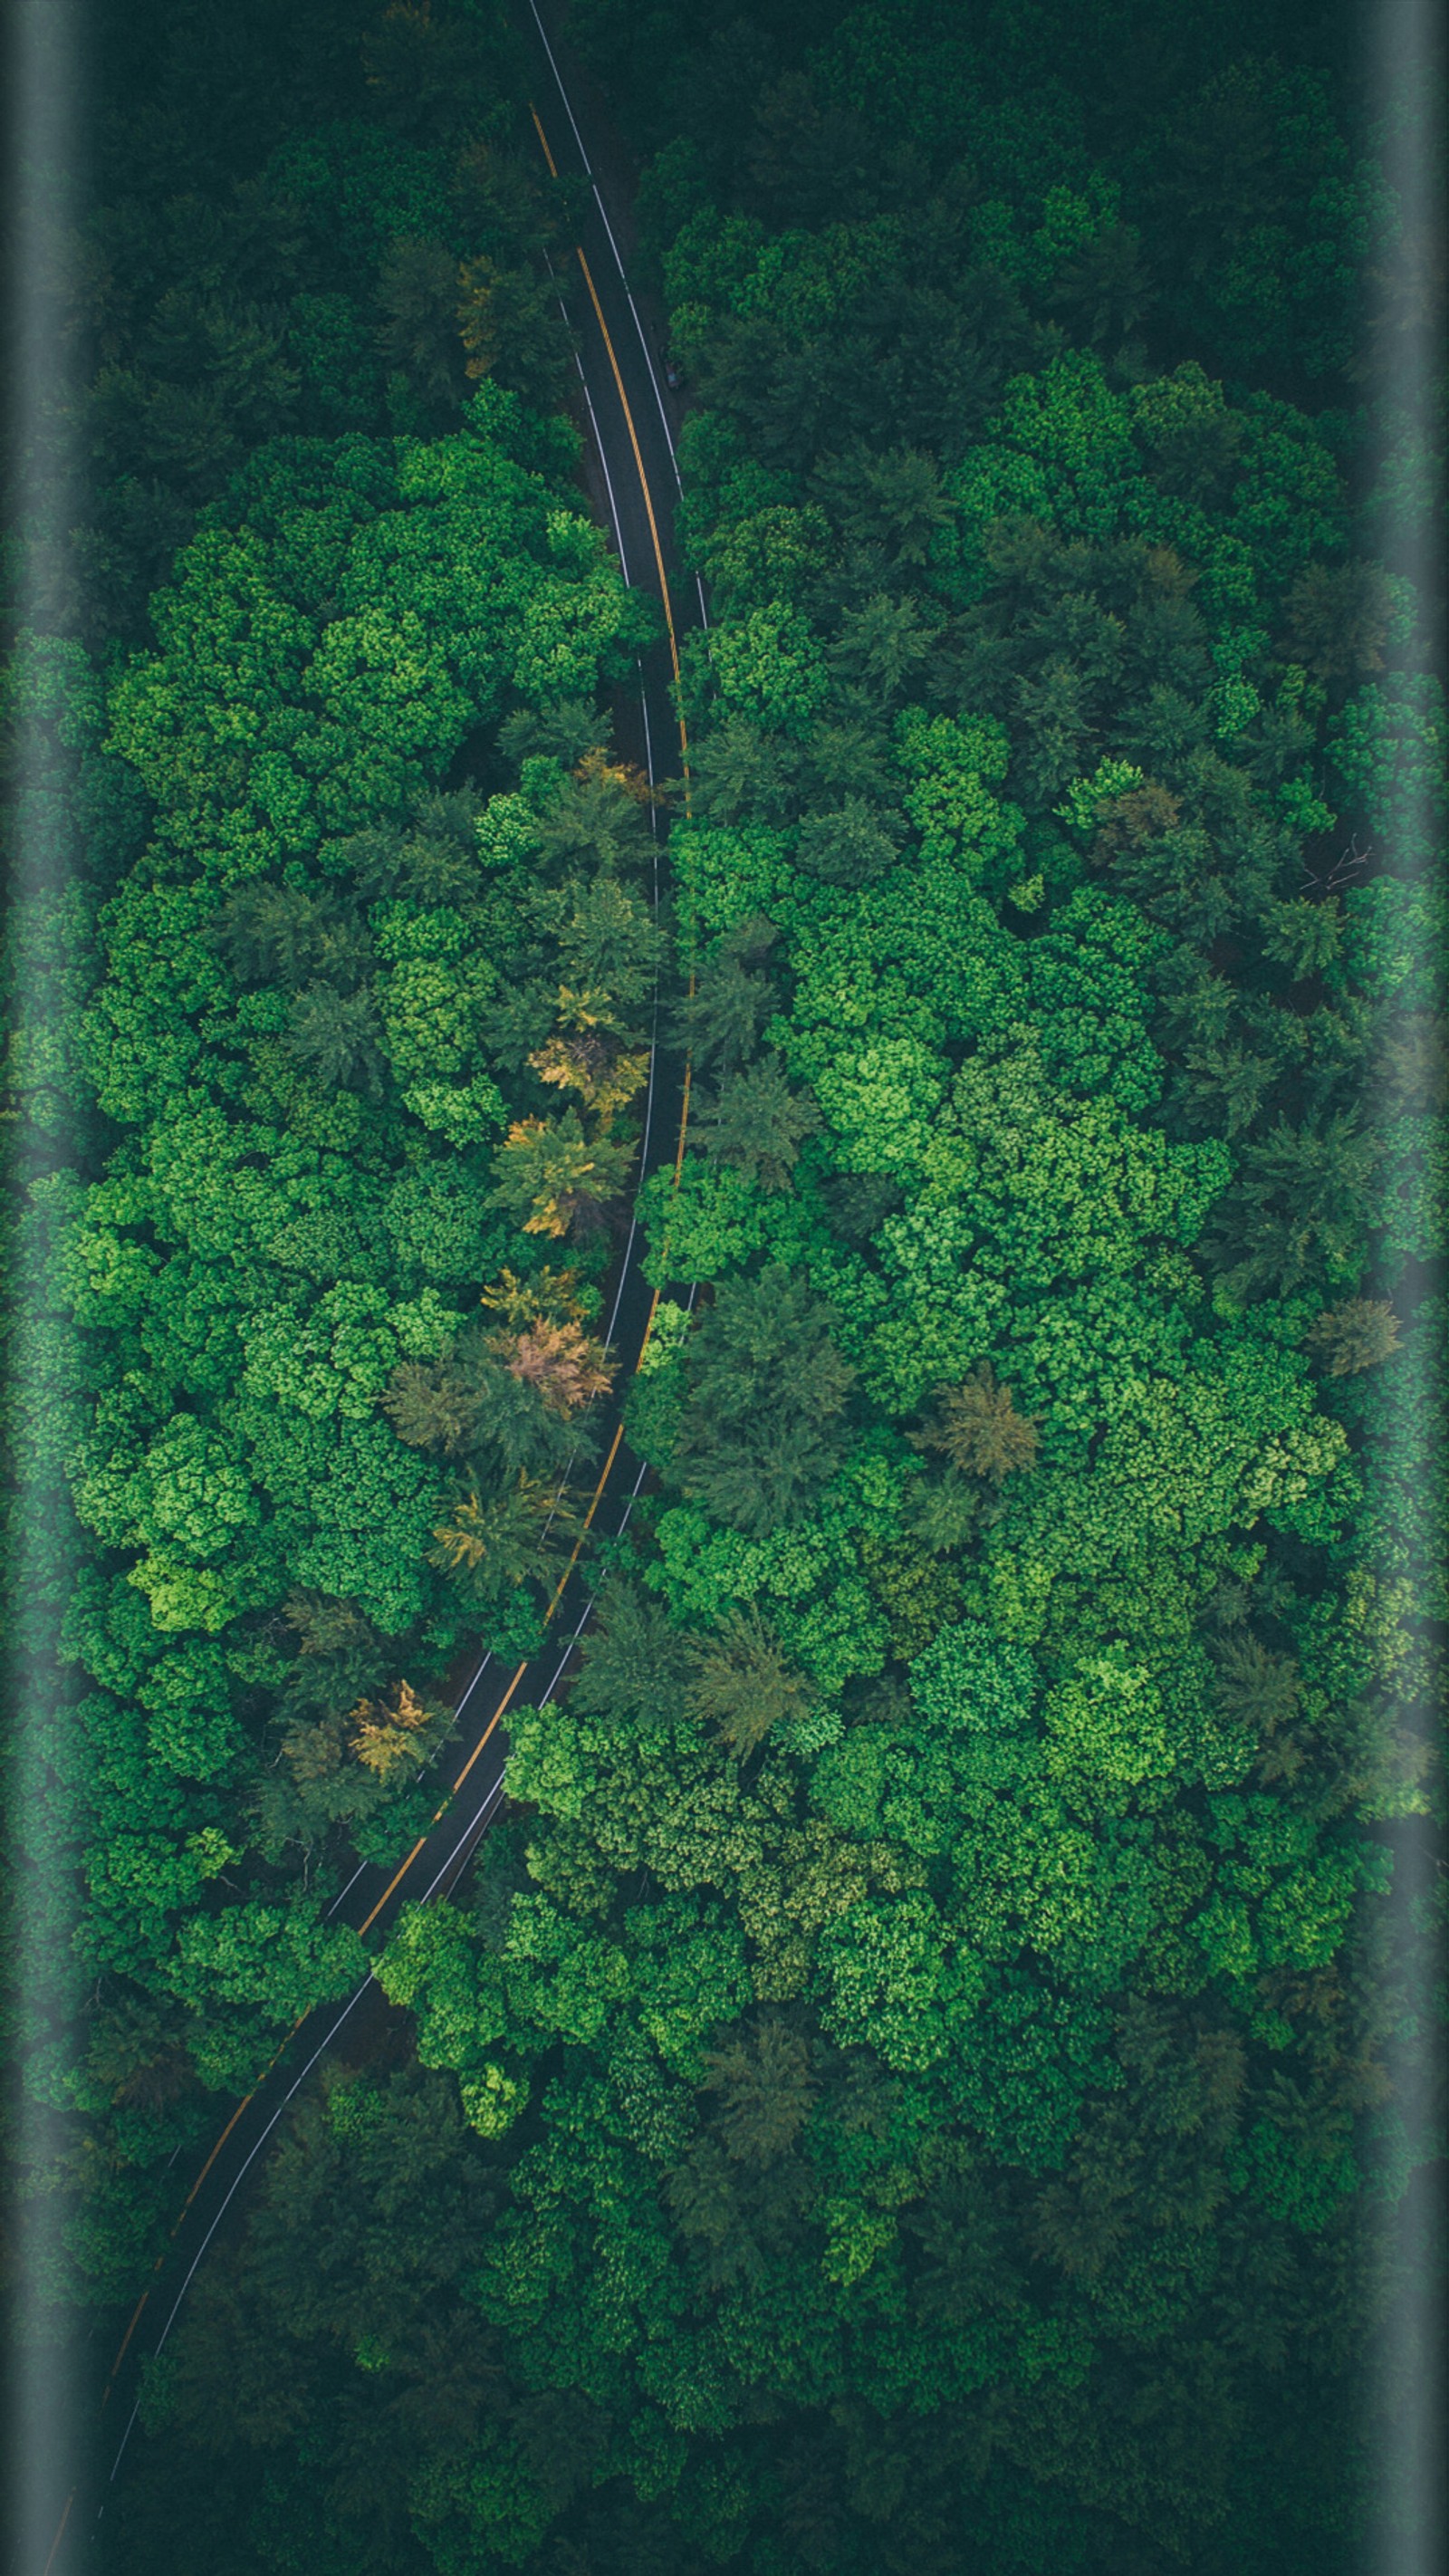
[41, 18, 702, 2568]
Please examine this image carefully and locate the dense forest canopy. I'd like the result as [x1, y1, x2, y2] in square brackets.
[9, 0, 660, 2324]
[4, 1, 1444, 2572]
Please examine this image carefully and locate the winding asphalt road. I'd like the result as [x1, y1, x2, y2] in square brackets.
[43, 18, 703, 2569]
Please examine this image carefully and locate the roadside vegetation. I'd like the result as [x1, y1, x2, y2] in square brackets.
[8, 0, 655, 2324]
[5, 3, 1442, 2572]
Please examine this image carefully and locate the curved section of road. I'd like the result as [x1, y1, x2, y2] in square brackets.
[47, 35, 703, 2573]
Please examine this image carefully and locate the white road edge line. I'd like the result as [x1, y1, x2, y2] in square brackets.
[101, 62, 711, 2494]
[525, 0, 685, 494]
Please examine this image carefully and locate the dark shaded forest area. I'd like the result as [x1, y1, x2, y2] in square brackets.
[4, 1, 1444, 2571]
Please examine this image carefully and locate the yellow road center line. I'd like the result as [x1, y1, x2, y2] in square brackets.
[535, 1420, 627, 1626]
[101, 2004, 311, 2395]
[42, 2493, 73, 2576]
[529, 101, 559, 177]
[173, 2025, 296, 2225]
[574, 245, 681, 697]
[636, 1282, 663, 1363]
[101, 2284, 154, 2401]
[101, 123, 710, 2446]
[673, 1060, 694, 1183]
[528, 101, 689, 774]
[446, 1662, 529, 1796]
[358, 1838, 428, 1939]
